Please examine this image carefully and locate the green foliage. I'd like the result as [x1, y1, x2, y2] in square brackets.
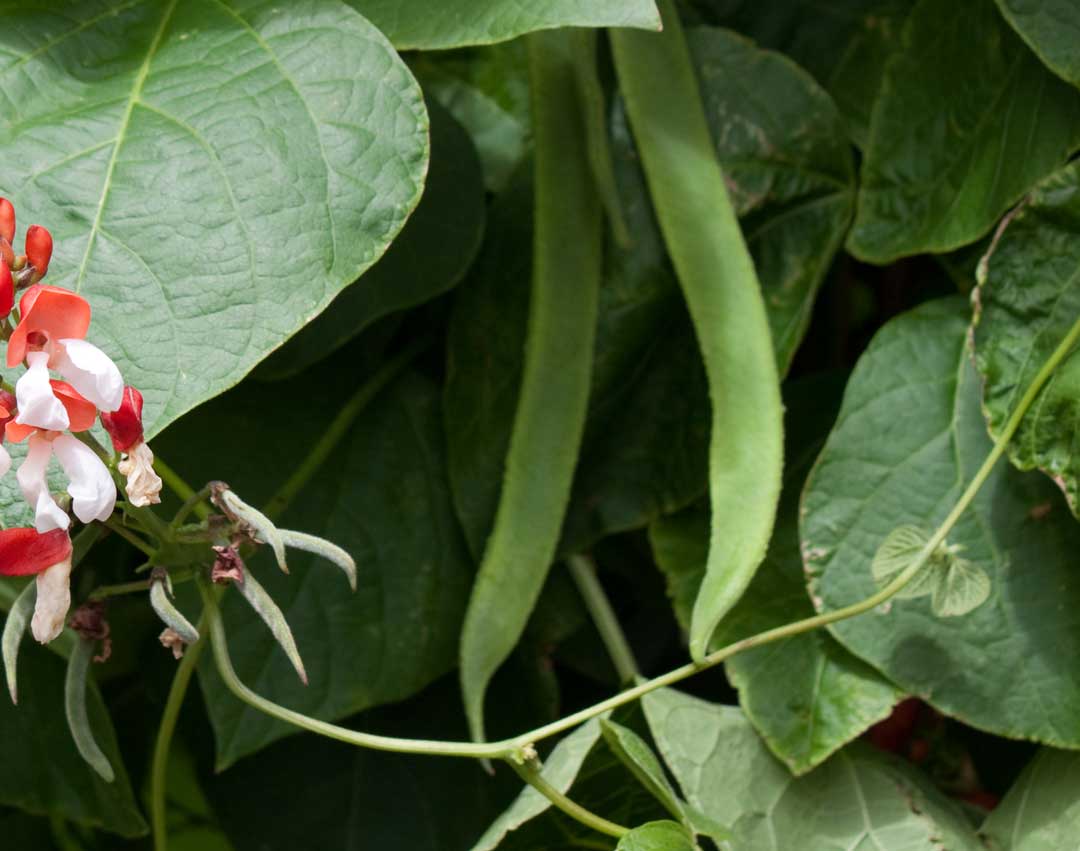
[349, 0, 660, 50]
[803, 298, 1080, 746]
[642, 688, 982, 850]
[5, 0, 1080, 845]
[847, 0, 1080, 262]
[157, 365, 473, 767]
[973, 161, 1080, 516]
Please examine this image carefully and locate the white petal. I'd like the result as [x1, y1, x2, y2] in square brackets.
[55, 339, 124, 412]
[53, 434, 116, 523]
[14, 351, 69, 431]
[17, 434, 68, 532]
[118, 441, 162, 507]
[31, 555, 73, 643]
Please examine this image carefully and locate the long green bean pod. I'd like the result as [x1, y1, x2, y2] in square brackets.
[459, 28, 602, 742]
[611, 0, 784, 661]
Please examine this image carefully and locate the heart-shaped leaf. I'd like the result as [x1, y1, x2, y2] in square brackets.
[0, 0, 428, 438]
[803, 297, 1080, 746]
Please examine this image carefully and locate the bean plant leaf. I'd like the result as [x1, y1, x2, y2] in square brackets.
[600, 719, 688, 825]
[870, 525, 937, 599]
[616, 821, 695, 851]
[688, 0, 913, 148]
[981, 748, 1080, 850]
[847, 0, 1080, 262]
[0, 0, 428, 438]
[994, 0, 1080, 88]
[973, 161, 1080, 517]
[158, 364, 473, 767]
[642, 688, 982, 851]
[649, 377, 899, 775]
[348, 0, 661, 51]
[257, 99, 485, 380]
[802, 297, 1080, 746]
[0, 637, 145, 836]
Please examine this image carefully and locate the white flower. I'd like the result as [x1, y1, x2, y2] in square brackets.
[51, 338, 123, 412]
[17, 432, 116, 532]
[15, 351, 68, 431]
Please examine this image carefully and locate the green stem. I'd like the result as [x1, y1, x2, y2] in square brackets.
[90, 579, 150, 600]
[101, 517, 156, 558]
[169, 484, 212, 531]
[151, 625, 205, 851]
[566, 555, 638, 684]
[153, 456, 211, 520]
[263, 337, 430, 522]
[199, 580, 513, 760]
[509, 758, 628, 839]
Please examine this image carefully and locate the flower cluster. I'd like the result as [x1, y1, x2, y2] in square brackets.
[0, 199, 162, 642]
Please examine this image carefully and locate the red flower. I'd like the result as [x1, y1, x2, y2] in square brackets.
[6, 285, 91, 368]
[101, 385, 144, 452]
[5, 380, 96, 443]
[0, 527, 71, 576]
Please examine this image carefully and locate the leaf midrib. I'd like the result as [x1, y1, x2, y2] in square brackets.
[74, 0, 178, 294]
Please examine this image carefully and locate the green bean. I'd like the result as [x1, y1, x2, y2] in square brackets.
[611, 0, 784, 662]
[65, 639, 114, 782]
[459, 28, 602, 742]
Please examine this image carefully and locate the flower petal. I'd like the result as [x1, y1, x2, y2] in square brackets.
[17, 433, 68, 532]
[31, 555, 73, 643]
[0, 528, 72, 576]
[7, 285, 91, 368]
[49, 380, 97, 432]
[15, 352, 69, 431]
[54, 339, 123, 412]
[53, 434, 116, 523]
[118, 441, 161, 507]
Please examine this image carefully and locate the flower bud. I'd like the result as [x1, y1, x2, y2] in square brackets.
[24, 225, 52, 277]
[0, 259, 11, 319]
[0, 237, 13, 269]
[0, 199, 14, 244]
[100, 385, 144, 451]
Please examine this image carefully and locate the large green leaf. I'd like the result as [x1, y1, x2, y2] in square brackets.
[847, 0, 1080, 262]
[994, 0, 1080, 88]
[642, 688, 982, 851]
[0, 0, 428, 438]
[972, 162, 1080, 516]
[802, 297, 1080, 746]
[348, 0, 660, 51]
[649, 378, 899, 775]
[981, 749, 1080, 850]
[157, 361, 473, 766]
[256, 99, 485, 380]
[0, 640, 145, 836]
